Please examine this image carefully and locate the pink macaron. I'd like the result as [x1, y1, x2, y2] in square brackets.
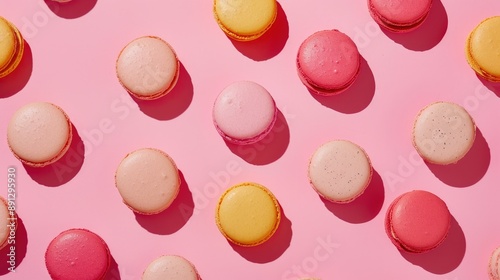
[212, 81, 277, 145]
[7, 102, 72, 167]
[115, 148, 181, 215]
[489, 247, 500, 280]
[385, 190, 451, 253]
[368, 0, 433, 32]
[116, 36, 179, 100]
[297, 29, 360, 95]
[142, 255, 200, 280]
[45, 228, 110, 280]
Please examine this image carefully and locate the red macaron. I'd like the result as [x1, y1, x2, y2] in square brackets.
[385, 190, 451, 253]
[368, 0, 433, 32]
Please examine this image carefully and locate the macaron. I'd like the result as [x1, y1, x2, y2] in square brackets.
[308, 140, 373, 203]
[368, 0, 433, 32]
[45, 228, 110, 280]
[465, 16, 500, 82]
[0, 16, 24, 78]
[212, 81, 277, 145]
[0, 196, 15, 250]
[115, 148, 181, 215]
[213, 0, 277, 41]
[7, 102, 72, 167]
[385, 190, 451, 253]
[142, 255, 200, 280]
[412, 101, 476, 165]
[116, 36, 179, 100]
[489, 247, 500, 280]
[297, 30, 360, 95]
[216, 182, 281, 246]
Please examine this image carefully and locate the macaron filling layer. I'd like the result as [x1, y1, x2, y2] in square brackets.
[213, 0, 277, 41]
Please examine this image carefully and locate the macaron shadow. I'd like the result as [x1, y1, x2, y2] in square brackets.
[229, 2, 289, 61]
[478, 75, 500, 98]
[130, 62, 193, 121]
[226, 109, 290, 165]
[380, 0, 447, 51]
[44, 0, 98, 19]
[309, 56, 375, 114]
[104, 254, 121, 280]
[0, 215, 28, 275]
[400, 215, 466, 274]
[24, 124, 85, 187]
[322, 170, 384, 224]
[134, 171, 194, 235]
[425, 127, 490, 188]
[229, 205, 292, 263]
[0, 41, 33, 99]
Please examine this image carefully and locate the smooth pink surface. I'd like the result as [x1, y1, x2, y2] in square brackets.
[142, 255, 199, 280]
[297, 30, 360, 93]
[7, 102, 71, 165]
[387, 190, 451, 252]
[1, 1, 500, 279]
[115, 148, 180, 214]
[116, 36, 178, 99]
[369, 0, 433, 25]
[45, 229, 110, 280]
[213, 81, 276, 144]
[308, 140, 372, 203]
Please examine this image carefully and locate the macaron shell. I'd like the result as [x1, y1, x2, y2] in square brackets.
[308, 140, 372, 203]
[412, 102, 476, 165]
[0, 197, 12, 250]
[388, 190, 451, 253]
[368, 0, 432, 31]
[214, 0, 277, 40]
[297, 30, 360, 94]
[7, 102, 72, 167]
[142, 255, 199, 280]
[0, 17, 24, 78]
[216, 183, 281, 246]
[116, 36, 179, 99]
[490, 247, 500, 280]
[213, 81, 277, 144]
[45, 229, 110, 280]
[115, 148, 181, 214]
[467, 16, 500, 81]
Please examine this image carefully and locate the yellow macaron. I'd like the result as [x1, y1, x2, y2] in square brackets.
[215, 182, 281, 246]
[465, 16, 500, 82]
[213, 0, 277, 41]
[0, 16, 24, 78]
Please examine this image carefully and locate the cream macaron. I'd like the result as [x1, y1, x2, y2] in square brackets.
[115, 148, 181, 215]
[308, 140, 373, 203]
[142, 255, 200, 280]
[116, 36, 180, 100]
[7, 102, 72, 167]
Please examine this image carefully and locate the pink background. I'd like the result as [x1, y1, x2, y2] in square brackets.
[1, 0, 500, 279]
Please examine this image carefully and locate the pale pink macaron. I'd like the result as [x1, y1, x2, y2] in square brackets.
[116, 36, 179, 100]
[308, 140, 373, 203]
[7, 102, 72, 167]
[0, 196, 15, 250]
[115, 148, 181, 215]
[142, 255, 200, 280]
[213, 81, 277, 145]
[489, 247, 500, 280]
[412, 101, 476, 165]
[297, 30, 360, 95]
